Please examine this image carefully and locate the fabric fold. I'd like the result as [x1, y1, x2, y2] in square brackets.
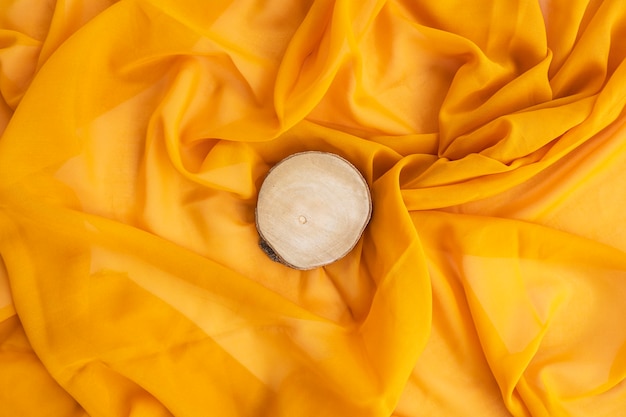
[0, 0, 625, 416]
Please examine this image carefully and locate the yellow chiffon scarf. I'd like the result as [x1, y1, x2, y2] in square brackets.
[1, 1, 626, 416]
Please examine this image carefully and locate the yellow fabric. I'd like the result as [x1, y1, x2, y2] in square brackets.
[1, 0, 626, 415]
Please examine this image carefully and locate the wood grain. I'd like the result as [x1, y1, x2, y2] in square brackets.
[256, 152, 372, 270]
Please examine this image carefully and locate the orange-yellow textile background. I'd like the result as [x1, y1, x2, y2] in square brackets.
[1, 0, 626, 416]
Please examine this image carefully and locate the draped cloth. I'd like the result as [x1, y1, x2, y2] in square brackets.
[1, 0, 626, 415]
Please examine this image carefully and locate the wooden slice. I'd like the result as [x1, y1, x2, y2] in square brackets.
[255, 151, 372, 270]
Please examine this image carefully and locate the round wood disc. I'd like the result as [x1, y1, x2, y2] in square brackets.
[256, 151, 372, 270]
